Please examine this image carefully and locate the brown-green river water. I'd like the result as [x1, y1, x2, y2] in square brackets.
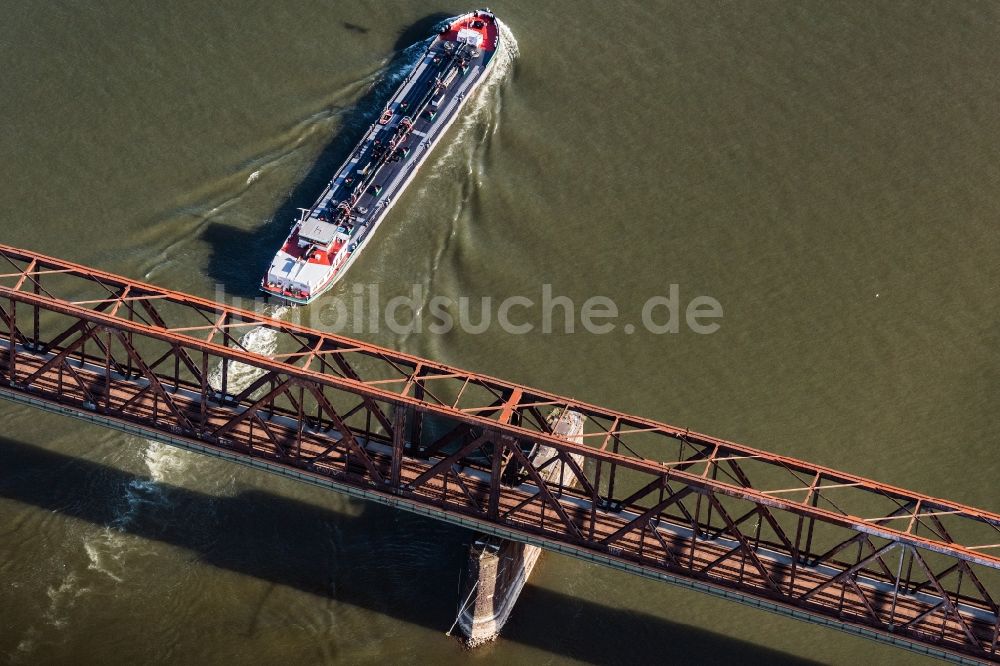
[1, 1, 999, 664]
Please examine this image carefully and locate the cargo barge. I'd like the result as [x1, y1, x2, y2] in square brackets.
[262, 10, 502, 304]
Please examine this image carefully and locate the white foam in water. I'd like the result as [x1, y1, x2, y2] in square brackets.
[79, 305, 292, 588]
[142, 440, 190, 484]
[120, 439, 189, 514]
[426, 19, 519, 176]
[79, 444, 175, 587]
[246, 169, 261, 185]
[390, 37, 434, 82]
[492, 21, 521, 86]
[83, 535, 124, 583]
[139, 304, 291, 496]
[394, 20, 520, 346]
[207, 304, 288, 394]
[16, 627, 39, 654]
[157, 303, 291, 488]
[43, 572, 90, 630]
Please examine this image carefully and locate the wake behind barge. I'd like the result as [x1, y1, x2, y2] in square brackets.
[262, 10, 502, 304]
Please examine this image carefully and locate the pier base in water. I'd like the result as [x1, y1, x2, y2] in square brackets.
[453, 410, 584, 647]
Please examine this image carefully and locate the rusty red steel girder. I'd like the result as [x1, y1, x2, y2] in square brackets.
[0, 243, 998, 663]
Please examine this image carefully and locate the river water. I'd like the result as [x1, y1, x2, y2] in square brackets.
[1, 2, 999, 664]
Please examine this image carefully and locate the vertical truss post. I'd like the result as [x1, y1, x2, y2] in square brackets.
[390, 405, 407, 490]
[219, 313, 229, 399]
[409, 373, 424, 448]
[589, 459, 602, 540]
[199, 350, 208, 427]
[804, 478, 821, 566]
[7, 297, 16, 384]
[608, 438, 619, 500]
[77, 319, 86, 368]
[295, 383, 305, 459]
[103, 327, 112, 413]
[904, 522, 917, 594]
[790, 512, 805, 595]
[31, 267, 39, 350]
[705, 463, 718, 528]
[488, 433, 504, 521]
[173, 346, 180, 392]
[689, 490, 703, 570]
[126, 302, 134, 379]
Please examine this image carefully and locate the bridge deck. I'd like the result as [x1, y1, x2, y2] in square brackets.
[0, 243, 998, 664]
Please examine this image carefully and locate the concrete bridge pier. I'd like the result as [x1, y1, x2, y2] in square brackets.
[453, 410, 585, 646]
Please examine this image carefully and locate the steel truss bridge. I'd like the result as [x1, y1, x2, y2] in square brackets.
[0, 244, 997, 664]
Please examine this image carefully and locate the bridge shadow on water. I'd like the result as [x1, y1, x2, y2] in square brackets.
[0, 435, 817, 665]
[202, 13, 455, 299]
